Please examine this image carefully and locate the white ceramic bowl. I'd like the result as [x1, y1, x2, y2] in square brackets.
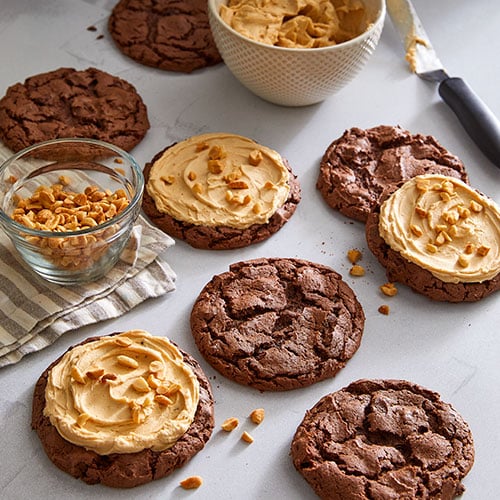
[0, 138, 144, 285]
[208, 0, 386, 106]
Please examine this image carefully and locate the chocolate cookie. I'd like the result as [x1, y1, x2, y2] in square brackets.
[291, 379, 475, 500]
[142, 137, 302, 250]
[108, 0, 222, 73]
[190, 258, 365, 391]
[32, 333, 214, 488]
[0, 67, 150, 153]
[366, 210, 500, 302]
[316, 125, 469, 222]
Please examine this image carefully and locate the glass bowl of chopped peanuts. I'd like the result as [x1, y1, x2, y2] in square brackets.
[0, 138, 144, 284]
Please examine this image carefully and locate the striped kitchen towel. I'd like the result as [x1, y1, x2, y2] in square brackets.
[0, 215, 176, 367]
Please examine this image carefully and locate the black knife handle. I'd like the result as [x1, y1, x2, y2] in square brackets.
[438, 77, 500, 169]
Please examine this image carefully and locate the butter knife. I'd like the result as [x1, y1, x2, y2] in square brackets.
[387, 0, 500, 169]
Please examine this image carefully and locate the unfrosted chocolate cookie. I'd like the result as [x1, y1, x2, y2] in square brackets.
[32, 333, 214, 488]
[0, 67, 150, 153]
[108, 0, 222, 73]
[316, 125, 468, 222]
[142, 140, 301, 250]
[190, 258, 365, 391]
[291, 379, 475, 500]
[365, 211, 500, 302]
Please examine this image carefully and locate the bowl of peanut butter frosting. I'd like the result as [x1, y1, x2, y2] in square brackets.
[208, 0, 386, 106]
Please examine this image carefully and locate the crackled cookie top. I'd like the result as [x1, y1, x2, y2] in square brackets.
[44, 330, 199, 455]
[379, 174, 500, 283]
[146, 133, 291, 229]
[190, 258, 364, 391]
[291, 379, 475, 499]
[108, 0, 222, 72]
[0, 67, 149, 153]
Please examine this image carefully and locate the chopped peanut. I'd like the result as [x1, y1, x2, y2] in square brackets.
[380, 282, 398, 297]
[249, 408, 265, 425]
[221, 417, 239, 432]
[249, 149, 263, 165]
[117, 355, 139, 369]
[241, 431, 254, 444]
[180, 476, 203, 489]
[378, 304, 390, 315]
[349, 264, 365, 277]
[347, 248, 362, 264]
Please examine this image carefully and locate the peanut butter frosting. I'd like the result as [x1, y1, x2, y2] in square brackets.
[220, 0, 367, 48]
[146, 132, 290, 229]
[379, 174, 500, 283]
[44, 330, 200, 455]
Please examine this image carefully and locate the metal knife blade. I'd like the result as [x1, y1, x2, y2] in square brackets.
[387, 0, 500, 169]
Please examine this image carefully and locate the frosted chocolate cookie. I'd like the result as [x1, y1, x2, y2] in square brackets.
[291, 379, 475, 500]
[108, 0, 222, 73]
[0, 67, 150, 153]
[32, 330, 214, 488]
[316, 125, 468, 222]
[366, 174, 500, 302]
[190, 258, 365, 391]
[142, 133, 301, 249]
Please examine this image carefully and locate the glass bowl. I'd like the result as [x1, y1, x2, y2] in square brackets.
[0, 138, 144, 285]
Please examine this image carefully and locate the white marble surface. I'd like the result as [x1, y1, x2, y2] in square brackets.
[0, 0, 499, 498]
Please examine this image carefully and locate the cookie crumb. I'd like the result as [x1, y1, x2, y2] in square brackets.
[180, 476, 203, 489]
[378, 304, 390, 315]
[249, 408, 265, 425]
[241, 431, 254, 444]
[87, 25, 97, 31]
[221, 417, 239, 432]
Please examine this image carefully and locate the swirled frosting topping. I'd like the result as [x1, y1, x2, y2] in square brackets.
[44, 330, 199, 455]
[379, 174, 500, 283]
[146, 133, 290, 229]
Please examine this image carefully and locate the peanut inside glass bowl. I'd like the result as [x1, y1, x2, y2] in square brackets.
[0, 138, 144, 285]
[208, 0, 386, 106]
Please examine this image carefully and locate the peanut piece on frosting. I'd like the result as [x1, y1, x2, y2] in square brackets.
[208, 159, 224, 174]
[154, 394, 173, 406]
[117, 355, 139, 369]
[196, 141, 209, 151]
[250, 408, 265, 425]
[180, 476, 203, 489]
[192, 183, 203, 194]
[132, 377, 151, 393]
[464, 243, 475, 254]
[410, 224, 423, 237]
[470, 200, 483, 212]
[161, 175, 175, 185]
[477, 245, 490, 256]
[426, 243, 438, 253]
[458, 255, 469, 268]
[208, 144, 226, 160]
[228, 180, 249, 189]
[187, 171, 197, 181]
[77, 413, 91, 427]
[71, 366, 86, 384]
[415, 206, 428, 218]
[249, 149, 263, 165]
[115, 336, 132, 347]
[149, 360, 163, 373]
[86, 368, 104, 380]
[221, 417, 239, 431]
